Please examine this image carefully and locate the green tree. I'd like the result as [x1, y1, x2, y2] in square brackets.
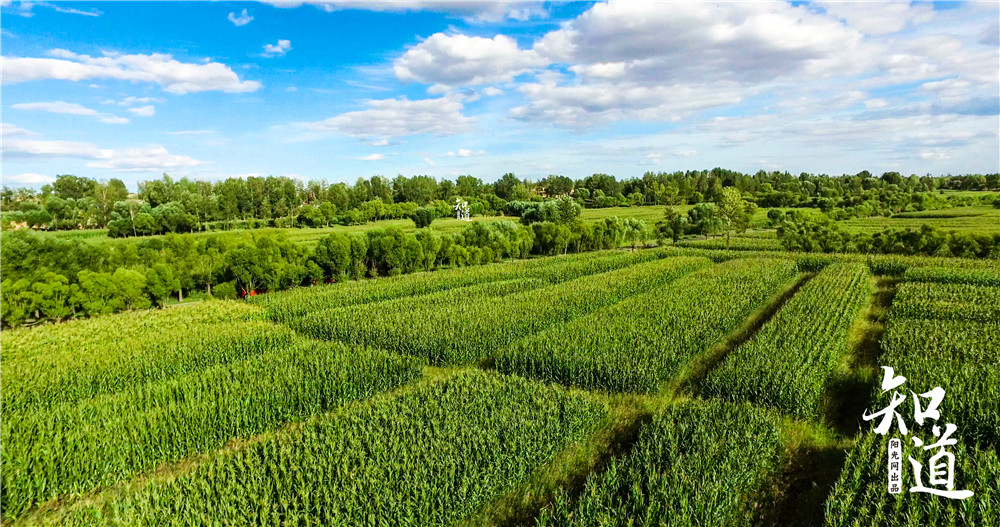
[410, 207, 439, 228]
[146, 264, 180, 307]
[717, 187, 757, 248]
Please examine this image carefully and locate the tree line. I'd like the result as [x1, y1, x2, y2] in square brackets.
[0, 214, 654, 328]
[774, 211, 1000, 259]
[2, 170, 997, 237]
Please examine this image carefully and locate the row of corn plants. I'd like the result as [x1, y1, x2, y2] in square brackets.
[494, 258, 799, 393]
[252, 248, 664, 323]
[701, 263, 873, 418]
[889, 281, 1000, 323]
[822, 273, 999, 525]
[289, 256, 712, 365]
[823, 413, 998, 526]
[879, 282, 1000, 446]
[902, 266, 1000, 287]
[534, 400, 784, 527]
[1, 338, 422, 521]
[41, 371, 608, 526]
[2, 301, 298, 415]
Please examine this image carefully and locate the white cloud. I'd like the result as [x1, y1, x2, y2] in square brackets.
[265, 1, 547, 23]
[3, 137, 204, 172]
[228, 8, 254, 26]
[2, 1, 101, 17]
[371, 138, 390, 146]
[446, 148, 485, 157]
[865, 98, 889, 109]
[359, 153, 385, 161]
[482, 87, 504, 97]
[117, 96, 165, 106]
[297, 96, 475, 139]
[11, 100, 130, 124]
[5, 173, 56, 185]
[1, 49, 261, 94]
[286, 86, 298, 92]
[816, 1, 933, 36]
[85, 146, 204, 172]
[1, 123, 39, 137]
[263, 39, 292, 57]
[127, 105, 156, 117]
[512, 80, 742, 127]
[534, 1, 867, 85]
[394, 33, 546, 87]
[919, 150, 951, 161]
[3, 138, 109, 158]
[423, 157, 436, 166]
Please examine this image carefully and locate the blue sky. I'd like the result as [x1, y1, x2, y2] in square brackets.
[2, 1, 998, 189]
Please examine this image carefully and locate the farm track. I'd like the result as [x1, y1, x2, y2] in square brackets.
[666, 272, 814, 397]
[751, 276, 898, 527]
[476, 270, 813, 526]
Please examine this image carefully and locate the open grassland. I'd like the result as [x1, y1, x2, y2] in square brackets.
[4, 245, 998, 526]
[838, 206, 1000, 236]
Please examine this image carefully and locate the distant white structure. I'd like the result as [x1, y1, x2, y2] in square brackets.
[454, 197, 471, 221]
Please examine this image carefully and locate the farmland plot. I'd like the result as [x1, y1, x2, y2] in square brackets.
[495, 258, 799, 392]
[534, 401, 783, 527]
[702, 263, 873, 417]
[45, 371, 608, 526]
[1, 302, 422, 520]
[822, 276, 1000, 526]
[824, 432, 998, 526]
[252, 248, 665, 323]
[289, 256, 712, 364]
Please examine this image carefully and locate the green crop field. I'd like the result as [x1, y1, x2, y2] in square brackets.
[3, 244, 998, 526]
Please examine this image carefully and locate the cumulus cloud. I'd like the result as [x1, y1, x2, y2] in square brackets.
[511, 81, 742, 127]
[816, 1, 933, 35]
[1, 49, 261, 94]
[3, 137, 204, 172]
[394, 33, 546, 88]
[534, 1, 867, 85]
[297, 96, 475, 139]
[11, 100, 130, 124]
[263, 39, 292, 56]
[5, 173, 56, 185]
[359, 153, 384, 161]
[127, 105, 156, 117]
[228, 8, 253, 26]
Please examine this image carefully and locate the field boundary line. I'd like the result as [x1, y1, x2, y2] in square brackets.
[464, 393, 668, 527]
[663, 271, 814, 398]
[750, 275, 897, 527]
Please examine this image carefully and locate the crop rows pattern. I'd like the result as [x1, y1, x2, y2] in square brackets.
[495, 258, 799, 392]
[702, 263, 873, 417]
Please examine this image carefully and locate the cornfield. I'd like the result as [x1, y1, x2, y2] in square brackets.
[289, 256, 711, 365]
[534, 401, 783, 527]
[494, 258, 799, 392]
[48, 371, 608, 526]
[702, 263, 873, 417]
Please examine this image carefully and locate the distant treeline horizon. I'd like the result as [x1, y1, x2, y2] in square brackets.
[2, 169, 997, 237]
